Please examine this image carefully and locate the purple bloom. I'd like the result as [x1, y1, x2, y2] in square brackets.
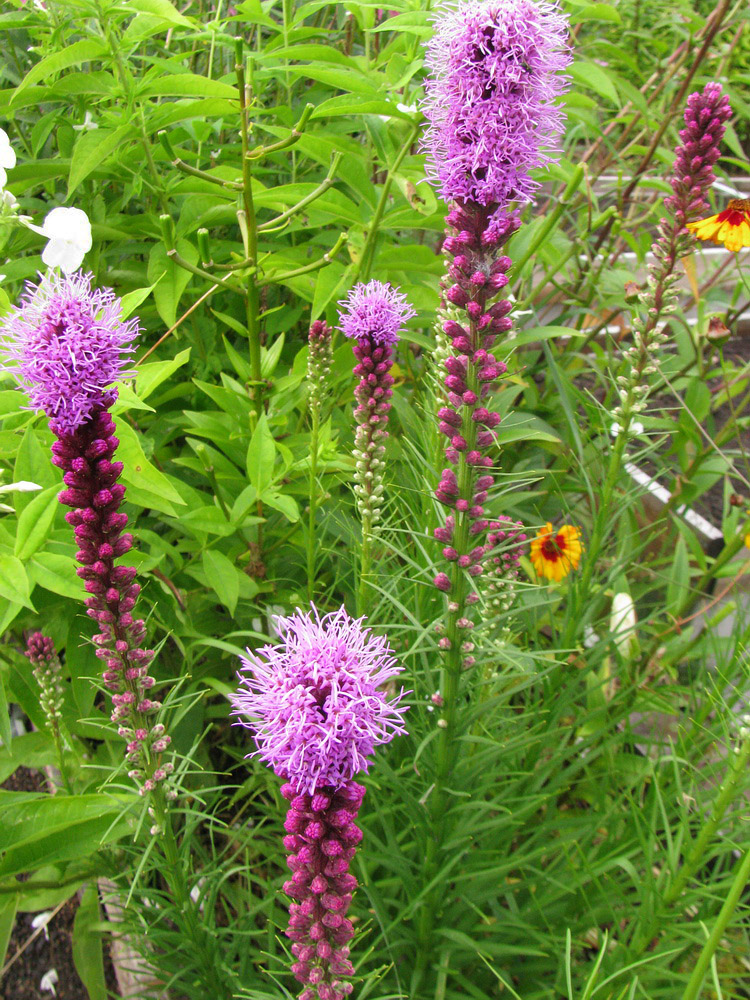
[230, 606, 408, 794]
[337, 280, 415, 347]
[0, 271, 138, 435]
[422, 0, 571, 215]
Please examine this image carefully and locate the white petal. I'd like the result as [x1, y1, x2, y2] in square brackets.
[0, 129, 16, 170]
[42, 237, 85, 273]
[41, 207, 92, 251]
[40, 969, 58, 995]
[0, 481, 43, 494]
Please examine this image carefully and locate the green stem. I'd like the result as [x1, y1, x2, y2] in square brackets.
[512, 165, 584, 278]
[356, 122, 420, 282]
[681, 844, 750, 1000]
[412, 319, 481, 992]
[307, 404, 320, 602]
[629, 737, 750, 960]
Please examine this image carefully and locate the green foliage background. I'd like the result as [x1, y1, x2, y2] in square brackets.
[1, 1, 750, 998]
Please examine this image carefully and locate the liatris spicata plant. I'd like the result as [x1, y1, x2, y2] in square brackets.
[307, 320, 333, 600]
[561, 83, 732, 649]
[338, 281, 415, 614]
[415, 0, 570, 980]
[0, 272, 171, 794]
[230, 606, 407, 1000]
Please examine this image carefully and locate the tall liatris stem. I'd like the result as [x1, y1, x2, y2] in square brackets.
[562, 83, 731, 648]
[230, 606, 407, 1000]
[0, 273, 172, 797]
[306, 320, 333, 601]
[417, 0, 571, 985]
[338, 282, 415, 615]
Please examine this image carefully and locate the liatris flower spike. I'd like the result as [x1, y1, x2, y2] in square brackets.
[0, 273, 172, 795]
[338, 281, 415, 611]
[230, 606, 408, 1000]
[422, 0, 571, 221]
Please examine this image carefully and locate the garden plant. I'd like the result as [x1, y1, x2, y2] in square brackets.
[1, 0, 750, 998]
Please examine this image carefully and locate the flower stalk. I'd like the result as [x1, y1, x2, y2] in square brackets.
[562, 83, 731, 648]
[306, 320, 333, 601]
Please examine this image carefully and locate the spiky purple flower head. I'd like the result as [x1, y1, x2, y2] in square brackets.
[0, 271, 138, 435]
[422, 0, 571, 216]
[337, 280, 415, 347]
[230, 606, 408, 794]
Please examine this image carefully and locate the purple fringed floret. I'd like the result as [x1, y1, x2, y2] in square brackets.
[422, 0, 571, 215]
[230, 606, 408, 794]
[0, 272, 138, 435]
[337, 280, 416, 347]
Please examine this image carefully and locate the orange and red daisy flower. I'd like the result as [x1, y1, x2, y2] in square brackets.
[530, 522, 583, 582]
[686, 198, 750, 253]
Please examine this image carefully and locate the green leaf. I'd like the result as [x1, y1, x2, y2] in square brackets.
[0, 896, 16, 971]
[0, 554, 33, 609]
[72, 885, 107, 1000]
[12, 39, 108, 101]
[147, 240, 198, 329]
[0, 792, 134, 879]
[569, 61, 619, 105]
[494, 412, 561, 445]
[260, 490, 300, 523]
[569, 3, 621, 23]
[312, 96, 415, 120]
[202, 549, 240, 616]
[28, 552, 85, 600]
[246, 414, 276, 494]
[127, 0, 194, 25]
[68, 124, 133, 196]
[510, 326, 585, 348]
[119, 282, 161, 320]
[115, 420, 186, 511]
[141, 74, 237, 99]
[666, 535, 690, 615]
[134, 348, 191, 401]
[14, 486, 58, 560]
[0, 732, 56, 785]
[0, 672, 11, 755]
[14, 427, 57, 512]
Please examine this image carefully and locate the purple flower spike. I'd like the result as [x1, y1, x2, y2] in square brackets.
[0, 272, 138, 435]
[422, 0, 571, 216]
[338, 280, 415, 347]
[231, 606, 408, 794]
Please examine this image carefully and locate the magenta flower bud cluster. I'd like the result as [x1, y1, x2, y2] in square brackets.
[25, 631, 64, 731]
[307, 320, 333, 415]
[281, 779, 364, 1000]
[665, 82, 731, 227]
[338, 282, 415, 533]
[432, 203, 519, 618]
[52, 405, 172, 790]
[422, 0, 570, 219]
[616, 84, 731, 424]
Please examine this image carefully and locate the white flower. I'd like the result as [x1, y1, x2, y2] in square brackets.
[583, 625, 600, 648]
[40, 969, 58, 996]
[27, 206, 92, 274]
[31, 910, 54, 940]
[610, 592, 638, 658]
[0, 128, 16, 189]
[396, 102, 418, 115]
[0, 481, 42, 495]
[72, 111, 98, 131]
[610, 420, 644, 437]
[0, 189, 18, 214]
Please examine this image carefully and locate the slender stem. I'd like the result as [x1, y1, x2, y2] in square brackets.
[628, 737, 750, 960]
[512, 165, 584, 277]
[307, 404, 320, 602]
[356, 122, 420, 282]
